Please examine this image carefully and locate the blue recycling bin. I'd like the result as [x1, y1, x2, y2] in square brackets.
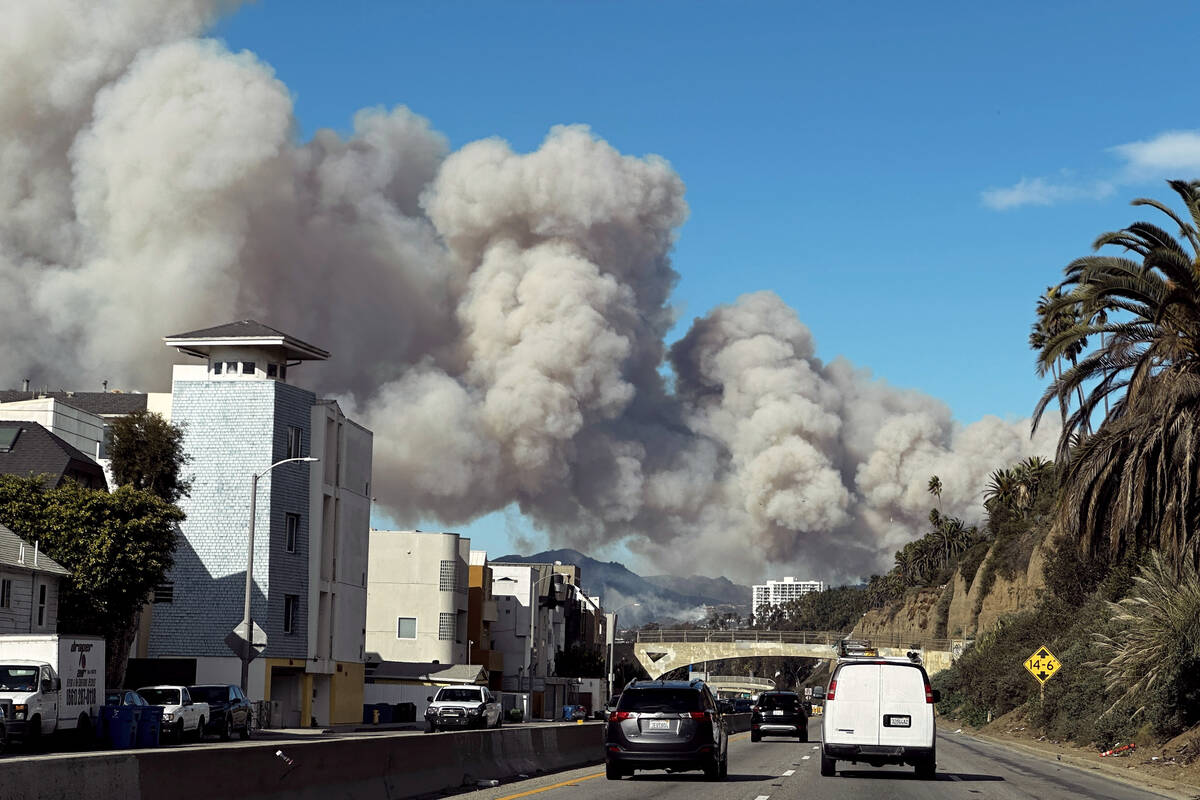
[108, 706, 139, 749]
[136, 706, 163, 748]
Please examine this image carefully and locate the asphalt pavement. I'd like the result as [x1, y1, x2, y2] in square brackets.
[461, 719, 1187, 800]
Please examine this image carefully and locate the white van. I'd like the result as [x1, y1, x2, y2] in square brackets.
[818, 655, 939, 778]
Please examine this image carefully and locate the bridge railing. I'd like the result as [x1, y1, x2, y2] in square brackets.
[632, 629, 955, 652]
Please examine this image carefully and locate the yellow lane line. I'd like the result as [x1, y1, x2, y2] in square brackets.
[494, 731, 750, 800]
[494, 771, 604, 800]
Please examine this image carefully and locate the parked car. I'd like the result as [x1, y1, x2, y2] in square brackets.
[732, 698, 753, 713]
[138, 686, 209, 742]
[189, 684, 252, 740]
[750, 690, 808, 742]
[603, 679, 728, 781]
[105, 689, 150, 707]
[424, 685, 503, 732]
[819, 654, 939, 779]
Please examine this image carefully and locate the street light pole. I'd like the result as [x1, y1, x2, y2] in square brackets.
[608, 603, 640, 701]
[240, 456, 319, 695]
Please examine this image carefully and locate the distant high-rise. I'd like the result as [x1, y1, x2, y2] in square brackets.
[752, 577, 824, 620]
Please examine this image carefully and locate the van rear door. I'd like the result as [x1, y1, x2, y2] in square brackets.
[827, 662, 879, 747]
[878, 664, 930, 748]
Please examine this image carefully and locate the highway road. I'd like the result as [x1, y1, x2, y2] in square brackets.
[463, 720, 1182, 800]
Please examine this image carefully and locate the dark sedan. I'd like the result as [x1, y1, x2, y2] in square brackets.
[189, 684, 252, 740]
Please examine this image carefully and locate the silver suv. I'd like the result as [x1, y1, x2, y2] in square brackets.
[603, 679, 729, 781]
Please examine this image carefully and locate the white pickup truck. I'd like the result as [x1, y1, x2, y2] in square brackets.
[138, 685, 209, 741]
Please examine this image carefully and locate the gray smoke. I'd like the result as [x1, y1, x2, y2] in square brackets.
[0, 1, 1058, 584]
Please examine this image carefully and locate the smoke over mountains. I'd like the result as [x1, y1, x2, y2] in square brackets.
[0, 1, 1057, 584]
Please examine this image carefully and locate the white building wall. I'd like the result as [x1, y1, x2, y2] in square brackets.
[0, 398, 106, 459]
[490, 566, 533, 691]
[365, 530, 469, 664]
[306, 401, 371, 672]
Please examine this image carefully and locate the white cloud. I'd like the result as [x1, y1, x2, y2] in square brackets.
[982, 128, 1200, 210]
[1110, 130, 1200, 178]
[982, 175, 1114, 211]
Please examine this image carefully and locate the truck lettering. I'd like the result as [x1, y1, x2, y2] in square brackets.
[70, 642, 94, 653]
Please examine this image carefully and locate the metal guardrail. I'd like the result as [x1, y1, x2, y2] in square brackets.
[632, 629, 954, 651]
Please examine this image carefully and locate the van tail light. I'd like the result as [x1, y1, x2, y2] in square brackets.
[924, 679, 934, 704]
[609, 711, 631, 722]
[826, 680, 836, 701]
[689, 711, 712, 721]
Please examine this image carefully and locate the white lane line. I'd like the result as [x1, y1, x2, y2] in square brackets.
[781, 769, 795, 776]
[801, 755, 810, 760]
[754, 795, 770, 800]
[811, 745, 819, 750]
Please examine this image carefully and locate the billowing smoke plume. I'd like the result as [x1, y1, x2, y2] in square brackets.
[0, 1, 1057, 584]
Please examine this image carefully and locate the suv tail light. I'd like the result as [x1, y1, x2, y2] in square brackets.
[751, 706, 759, 713]
[826, 680, 836, 701]
[609, 711, 631, 722]
[688, 711, 712, 721]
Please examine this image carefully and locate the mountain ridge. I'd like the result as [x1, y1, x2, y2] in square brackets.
[492, 548, 751, 626]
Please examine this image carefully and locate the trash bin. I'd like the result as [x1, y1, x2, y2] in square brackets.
[136, 706, 163, 748]
[562, 705, 574, 721]
[395, 702, 416, 722]
[363, 705, 374, 724]
[108, 706, 138, 749]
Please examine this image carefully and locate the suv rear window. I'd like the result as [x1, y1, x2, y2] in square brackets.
[618, 689, 702, 712]
[757, 693, 800, 711]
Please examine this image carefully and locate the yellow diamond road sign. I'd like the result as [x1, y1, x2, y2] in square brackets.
[1024, 645, 1061, 684]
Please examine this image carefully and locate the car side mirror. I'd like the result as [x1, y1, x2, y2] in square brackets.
[40, 679, 53, 694]
[931, 689, 941, 704]
[427, 696, 433, 703]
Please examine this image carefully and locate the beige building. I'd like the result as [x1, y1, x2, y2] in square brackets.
[366, 530, 469, 665]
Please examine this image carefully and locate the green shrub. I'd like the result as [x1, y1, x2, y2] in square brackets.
[958, 542, 990, 589]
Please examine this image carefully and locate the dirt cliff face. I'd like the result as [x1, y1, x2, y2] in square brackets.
[857, 538, 1050, 643]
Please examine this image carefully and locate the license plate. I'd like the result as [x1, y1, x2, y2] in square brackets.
[772, 710, 784, 716]
[647, 719, 671, 730]
[883, 714, 911, 727]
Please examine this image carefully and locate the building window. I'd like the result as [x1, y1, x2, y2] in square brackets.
[242, 361, 256, 374]
[36, 583, 47, 628]
[212, 361, 223, 375]
[438, 613, 455, 641]
[285, 513, 299, 553]
[284, 594, 298, 634]
[286, 426, 303, 459]
[397, 617, 417, 639]
[226, 361, 238, 374]
[152, 582, 174, 603]
[267, 364, 278, 378]
[0, 578, 10, 608]
[439, 560, 458, 591]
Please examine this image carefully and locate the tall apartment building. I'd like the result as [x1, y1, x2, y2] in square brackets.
[752, 577, 825, 619]
[364, 530, 470, 665]
[142, 321, 372, 728]
[467, 550, 502, 687]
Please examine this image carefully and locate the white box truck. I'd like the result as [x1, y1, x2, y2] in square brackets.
[0, 634, 105, 747]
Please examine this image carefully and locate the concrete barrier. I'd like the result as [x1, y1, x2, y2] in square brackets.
[3, 723, 607, 800]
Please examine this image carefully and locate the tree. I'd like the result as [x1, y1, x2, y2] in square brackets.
[1093, 551, 1200, 731]
[927, 475, 942, 509]
[1032, 180, 1200, 573]
[0, 475, 184, 688]
[108, 411, 191, 503]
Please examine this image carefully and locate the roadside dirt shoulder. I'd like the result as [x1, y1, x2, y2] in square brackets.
[937, 713, 1200, 799]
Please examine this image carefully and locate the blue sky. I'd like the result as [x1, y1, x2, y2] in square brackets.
[213, 1, 1200, 567]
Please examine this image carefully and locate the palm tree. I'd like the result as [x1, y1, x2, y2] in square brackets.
[1031, 287, 1088, 424]
[927, 475, 943, 510]
[1093, 551, 1200, 718]
[983, 467, 1020, 514]
[1031, 180, 1200, 573]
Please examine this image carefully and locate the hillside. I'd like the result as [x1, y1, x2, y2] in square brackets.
[493, 548, 749, 626]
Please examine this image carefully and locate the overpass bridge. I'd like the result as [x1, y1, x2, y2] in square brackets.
[630, 629, 963, 680]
